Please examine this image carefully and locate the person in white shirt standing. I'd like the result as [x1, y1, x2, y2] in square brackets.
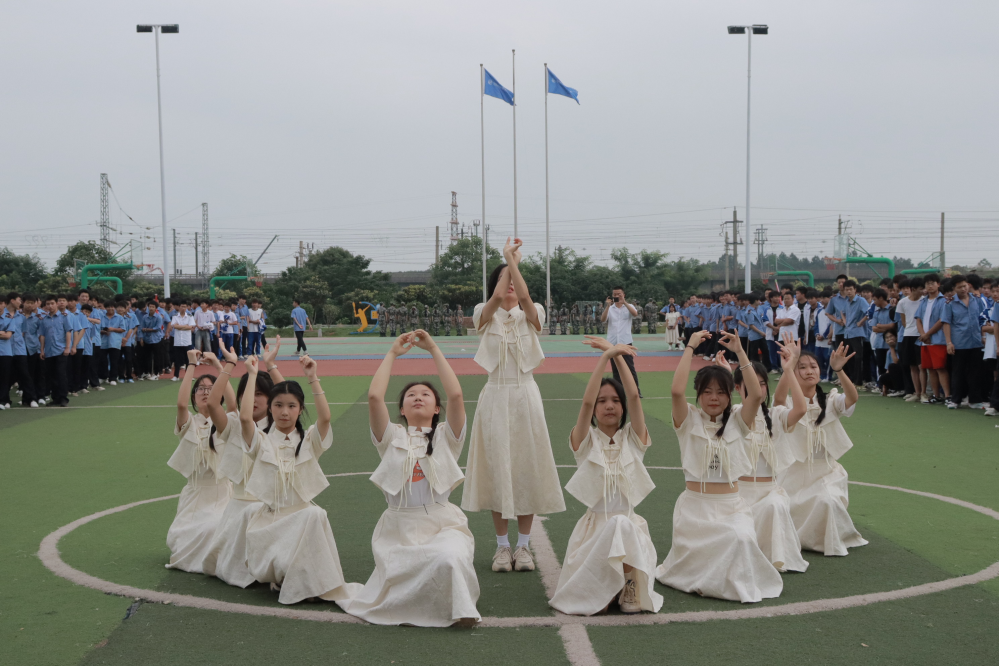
[193, 300, 215, 353]
[776, 292, 802, 343]
[166, 300, 196, 381]
[601, 287, 642, 397]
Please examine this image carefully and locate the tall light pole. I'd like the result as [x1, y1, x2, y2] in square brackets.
[728, 24, 768, 292]
[137, 24, 179, 297]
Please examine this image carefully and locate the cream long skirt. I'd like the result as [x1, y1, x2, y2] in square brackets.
[739, 481, 809, 573]
[656, 490, 783, 603]
[337, 502, 479, 627]
[462, 375, 565, 518]
[664, 324, 680, 346]
[550, 510, 663, 615]
[202, 497, 261, 587]
[165, 478, 231, 574]
[779, 460, 868, 556]
[246, 502, 354, 605]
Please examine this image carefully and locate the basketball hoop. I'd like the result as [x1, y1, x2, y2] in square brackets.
[252, 276, 263, 287]
[824, 257, 843, 271]
[68, 277, 77, 288]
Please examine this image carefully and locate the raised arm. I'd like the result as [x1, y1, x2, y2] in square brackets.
[773, 334, 806, 426]
[476, 265, 512, 331]
[612, 346, 646, 445]
[829, 342, 859, 409]
[262, 335, 285, 383]
[301, 355, 330, 440]
[208, 345, 238, 430]
[176, 349, 201, 430]
[504, 238, 540, 331]
[718, 331, 761, 427]
[412, 330, 465, 435]
[368, 333, 413, 441]
[240, 356, 260, 447]
[674, 330, 710, 427]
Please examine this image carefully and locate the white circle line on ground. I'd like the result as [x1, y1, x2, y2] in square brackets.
[36, 476, 999, 629]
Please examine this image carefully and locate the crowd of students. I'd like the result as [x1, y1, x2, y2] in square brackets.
[0, 290, 277, 409]
[158, 238, 869, 627]
[671, 271, 999, 413]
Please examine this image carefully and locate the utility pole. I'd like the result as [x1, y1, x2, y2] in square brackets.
[940, 212, 946, 269]
[172, 228, 177, 276]
[194, 232, 199, 277]
[100, 174, 111, 252]
[754, 226, 767, 268]
[297, 241, 304, 268]
[449, 192, 460, 245]
[724, 230, 731, 288]
[201, 203, 209, 277]
[435, 226, 440, 264]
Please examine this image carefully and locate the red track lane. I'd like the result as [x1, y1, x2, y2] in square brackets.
[187, 355, 709, 378]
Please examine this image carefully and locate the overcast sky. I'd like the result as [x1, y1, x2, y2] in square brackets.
[3, 0, 999, 277]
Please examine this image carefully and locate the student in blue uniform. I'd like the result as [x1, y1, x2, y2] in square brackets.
[99, 301, 126, 386]
[942, 274, 985, 409]
[291, 300, 312, 354]
[39, 295, 73, 407]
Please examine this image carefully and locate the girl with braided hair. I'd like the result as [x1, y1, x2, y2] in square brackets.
[775, 344, 868, 557]
[165, 349, 235, 573]
[656, 330, 783, 602]
[339, 330, 479, 627]
[730, 333, 809, 573]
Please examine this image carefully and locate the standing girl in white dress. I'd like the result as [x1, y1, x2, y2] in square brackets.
[775, 345, 868, 556]
[239, 355, 354, 604]
[338, 330, 479, 627]
[730, 336, 810, 573]
[664, 304, 681, 350]
[549, 338, 663, 616]
[166, 349, 235, 573]
[463, 238, 565, 573]
[656, 331, 783, 603]
[202, 340, 283, 586]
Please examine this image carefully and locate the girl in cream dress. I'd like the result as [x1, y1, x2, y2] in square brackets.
[238, 355, 354, 605]
[463, 238, 565, 574]
[338, 330, 479, 627]
[656, 331, 783, 603]
[166, 349, 234, 573]
[202, 340, 284, 587]
[664, 304, 681, 350]
[776, 346, 868, 557]
[728, 336, 809, 573]
[549, 338, 663, 616]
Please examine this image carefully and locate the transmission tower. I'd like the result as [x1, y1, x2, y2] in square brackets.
[201, 203, 210, 276]
[449, 191, 460, 245]
[100, 174, 111, 252]
[754, 226, 768, 267]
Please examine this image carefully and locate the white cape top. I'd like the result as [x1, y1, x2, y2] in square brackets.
[674, 405, 754, 483]
[785, 390, 856, 463]
[168, 412, 225, 481]
[370, 422, 466, 507]
[217, 411, 269, 498]
[472, 303, 546, 374]
[244, 424, 333, 508]
[564, 423, 655, 510]
[732, 404, 797, 476]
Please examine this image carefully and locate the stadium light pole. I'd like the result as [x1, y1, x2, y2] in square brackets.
[728, 24, 768, 293]
[137, 24, 179, 297]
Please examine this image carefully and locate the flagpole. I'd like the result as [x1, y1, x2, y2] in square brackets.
[481, 64, 487, 302]
[544, 64, 551, 312]
[512, 49, 518, 239]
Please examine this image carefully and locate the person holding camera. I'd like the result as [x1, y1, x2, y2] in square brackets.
[601, 287, 642, 397]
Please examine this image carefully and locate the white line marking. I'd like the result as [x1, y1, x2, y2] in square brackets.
[559, 625, 601, 666]
[530, 517, 562, 599]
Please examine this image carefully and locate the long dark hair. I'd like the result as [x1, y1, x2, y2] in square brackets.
[191, 375, 220, 451]
[733, 361, 772, 437]
[694, 366, 735, 437]
[486, 263, 508, 300]
[796, 350, 827, 425]
[236, 371, 275, 405]
[263, 381, 308, 456]
[398, 381, 442, 456]
[590, 377, 628, 430]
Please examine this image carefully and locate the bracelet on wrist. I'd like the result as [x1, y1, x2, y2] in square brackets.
[268, 365, 278, 371]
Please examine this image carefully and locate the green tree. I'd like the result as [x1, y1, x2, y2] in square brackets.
[55, 241, 133, 284]
[396, 284, 431, 306]
[298, 276, 332, 315]
[271, 246, 395, 308]
[430, 237, 503, 288]
[212, 254, 257, 278]
[0, 248, 47, 292]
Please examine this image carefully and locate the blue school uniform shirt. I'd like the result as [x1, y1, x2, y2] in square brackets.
[942, 295, 984, 349]
[0, 313, 14, 356]
[745, 306, 764, 341]
[24, 313, 43, 355]
[127, 311, 141, 346]
[844, 295, 870, 339]
[260, 310, 268, 333]
[237, 305, 249, 329]
[870, 305, 893, 349]
[41, 311, 72, 356]
[66, 310, 85, 349]
[825, 292, 850, 336]
[143, 312, 165, 344]
[913, 295, 947, 346]
[292, 306, 309, 331]
[864, 301, 876, 338]
[100, 312, 125, 349]
[87, 315, 102, 349]
[703, 304, 718, 332]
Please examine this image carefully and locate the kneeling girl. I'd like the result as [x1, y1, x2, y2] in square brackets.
[549, 338, 663, 615]
[338, 330, 479, 627]
[656, 331, 783, 603]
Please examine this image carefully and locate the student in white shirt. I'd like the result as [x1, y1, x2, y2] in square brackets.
[247, 299, 264, 356]
[776, 292, 802, 343]
[166, 301, 196, 381]
[193, 301, 215, 353]
[601, 286, 642, 396]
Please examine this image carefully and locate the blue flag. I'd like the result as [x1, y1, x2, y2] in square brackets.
[547, 69, 579, 104]
[483, 69, 515, 106]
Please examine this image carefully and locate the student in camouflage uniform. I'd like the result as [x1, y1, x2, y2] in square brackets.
[645, 299, 658, 334]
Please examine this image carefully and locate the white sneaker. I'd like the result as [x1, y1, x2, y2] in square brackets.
[492, 546, 513, 572]
[95, 386, 106, 391]
[904, 394, 920, 402]
[81, 389, 89, 394]
[920, 394, 930, 404]
[984, 407, 997, 416]
[171, 377, 179, 382]
[969, 402, 986, 410]
[0, 404, 6, 410]
[150, 376, 159, 381]
[513, 546, 535, 572]
[30, 401, 39, 408]
[618, 577, 641, 614]
[109, 381, 117, 386]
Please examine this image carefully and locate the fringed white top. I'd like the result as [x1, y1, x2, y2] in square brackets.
[674, 405, 754, 485]
[217, 412, 268, 500]
[785, 390, 856, 465]
[565, 423, 654, 513]
[369, 421, 467, 510]
[732, 404, 797, 478]
[169, 412, 228, 486]
[244, 424, 333, 509]
[472, 303, 546, 377]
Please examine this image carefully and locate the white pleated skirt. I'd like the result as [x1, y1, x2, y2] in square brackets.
[656, 490, 783, 603]
[739, 481, 809, 573]
[550, 510, 663, 615]
[779, 460, 868, 557]
[337, 502, 479, 627]
[202, 496, 261, 587]
[165, 478, 231, 574]
[462, 375, 565, 519]
[245, 501, 354, 605]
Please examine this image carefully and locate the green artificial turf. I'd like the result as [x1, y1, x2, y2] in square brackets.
[3, 370, 999, 666]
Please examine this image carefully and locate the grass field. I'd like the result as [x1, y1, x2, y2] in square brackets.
[3, 341, 999, 665]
